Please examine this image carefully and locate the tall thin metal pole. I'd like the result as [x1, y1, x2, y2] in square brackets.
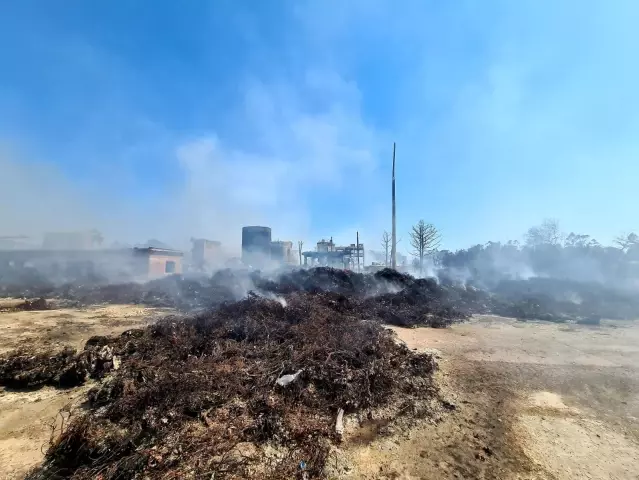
[391, 142, 397, 269]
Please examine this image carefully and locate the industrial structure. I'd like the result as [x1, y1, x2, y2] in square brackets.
[0, 224, 300, 279]
[241, 226, 272, 267]
[241, 226, 297, 267]
[270, 240, 295, 264]
[302, 237, 364, 269]
[190, 238, 222, 271]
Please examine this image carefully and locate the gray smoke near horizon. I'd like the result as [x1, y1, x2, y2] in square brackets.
[0, 144, 304, 257]
[0, 66, 386, 260]
[432, 220, 639, 297]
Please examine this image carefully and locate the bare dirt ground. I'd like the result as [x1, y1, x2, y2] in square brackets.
[0, 300, 171, 479]
[2, 307, 639, 479]
[0, 298, 173, 355]
[336, 316, 639, 479]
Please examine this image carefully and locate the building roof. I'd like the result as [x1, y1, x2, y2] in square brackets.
[133, 247, 184, 257]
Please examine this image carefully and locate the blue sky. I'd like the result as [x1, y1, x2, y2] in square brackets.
[1, 1, 638, 254]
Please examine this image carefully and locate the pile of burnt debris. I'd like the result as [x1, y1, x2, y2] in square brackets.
[2, 292, 438, 479]
[2, 267, 637, 477]
[0, 268, 474, 326]
[3, 266, 639, 323]
[488, 277, 639, 323]
[0, 297, 51, 312]
[0, 347, 81, 389]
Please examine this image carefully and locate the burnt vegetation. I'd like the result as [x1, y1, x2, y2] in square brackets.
[2, 263, 639, 477]
[3, 259, 639, 324]
[0, 268, 473, 478]
[0, 347, 84, 389]
[0, 269, 463, 478]
[16, 292, 437, 479]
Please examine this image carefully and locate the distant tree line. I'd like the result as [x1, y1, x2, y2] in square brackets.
[435, 218, 639, 288]
[375, 218, 639, 287]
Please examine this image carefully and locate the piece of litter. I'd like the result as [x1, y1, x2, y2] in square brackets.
[335, 408, 345, 436]
[276, 369, 303, 387]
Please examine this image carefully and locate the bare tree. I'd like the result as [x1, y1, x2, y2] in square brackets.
[614, 232, 639, 251]
[298, 241, 304, 265]
[525, 218, 562, 247]
[381, 231, 402, 268]
[381, 231, 391, 266]
[409, 220, 441, 275]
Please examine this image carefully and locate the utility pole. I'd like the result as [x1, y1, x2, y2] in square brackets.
[391, 142, 397, 269]
[356, 231, 360, 273]
[298, 240, 303, 266]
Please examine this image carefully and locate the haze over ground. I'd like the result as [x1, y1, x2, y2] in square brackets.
[1, 1, 638, 254]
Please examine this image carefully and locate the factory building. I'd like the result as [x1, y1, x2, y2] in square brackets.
[316, 238, 335, 252]
[302, 237, 364, 269]
[270, 240, 294, 264]
[242, 226, 272, 267]
[190, 238, 222, 271]
[240, 226, 297, 267]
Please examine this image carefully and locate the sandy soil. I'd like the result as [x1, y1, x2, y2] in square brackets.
[0, 299, 171, 354]
[2, 309, 639, 479]
[0, 301, 170, 479]
[336, 316, 639, 479]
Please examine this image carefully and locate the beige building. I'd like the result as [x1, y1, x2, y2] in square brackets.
[133, 247, 184, 277]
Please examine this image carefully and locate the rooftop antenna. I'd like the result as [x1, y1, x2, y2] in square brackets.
[391, 142, 397, 269]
